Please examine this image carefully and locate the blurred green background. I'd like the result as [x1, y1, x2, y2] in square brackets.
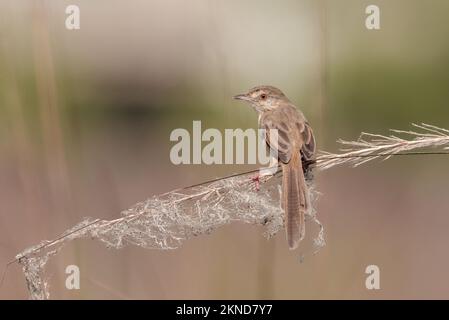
[1, 0, 449, 299]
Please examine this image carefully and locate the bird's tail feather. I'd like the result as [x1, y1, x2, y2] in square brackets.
[282, 153, 307, 250]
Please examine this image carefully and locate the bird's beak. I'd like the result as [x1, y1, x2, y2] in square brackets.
[233, 93, 252, 102]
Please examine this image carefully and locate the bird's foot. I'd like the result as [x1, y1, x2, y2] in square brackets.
[251, 174, 260, 191]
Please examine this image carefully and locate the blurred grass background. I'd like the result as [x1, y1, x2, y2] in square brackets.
[1, 0, 449, 299]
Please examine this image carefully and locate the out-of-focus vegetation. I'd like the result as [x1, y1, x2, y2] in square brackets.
[1, 0, 449, 299]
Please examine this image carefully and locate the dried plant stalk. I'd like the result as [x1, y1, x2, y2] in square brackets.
[11, 123, 449, 299]
[14, 169, 321, 300]
[318, 123, 449, 169]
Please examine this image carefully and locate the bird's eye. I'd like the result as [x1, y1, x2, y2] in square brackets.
[260, 94, 267, 100]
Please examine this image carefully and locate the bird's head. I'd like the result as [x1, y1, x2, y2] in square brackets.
[233, 85, 289, 112]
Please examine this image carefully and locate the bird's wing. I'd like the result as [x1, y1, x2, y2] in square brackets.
[261, 113, 293, 164]
[299, 121, 316, 161]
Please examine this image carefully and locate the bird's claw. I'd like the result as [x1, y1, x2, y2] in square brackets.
[252, 174, 260, 191]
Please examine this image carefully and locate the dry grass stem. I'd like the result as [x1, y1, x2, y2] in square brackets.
[317, 123, 449, 169]
[9, 123, 449, 299]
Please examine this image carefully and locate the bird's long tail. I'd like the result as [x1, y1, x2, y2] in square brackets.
[282, 152, 307, 250]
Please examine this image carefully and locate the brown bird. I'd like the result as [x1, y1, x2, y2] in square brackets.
[234, 85, 316, 250]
